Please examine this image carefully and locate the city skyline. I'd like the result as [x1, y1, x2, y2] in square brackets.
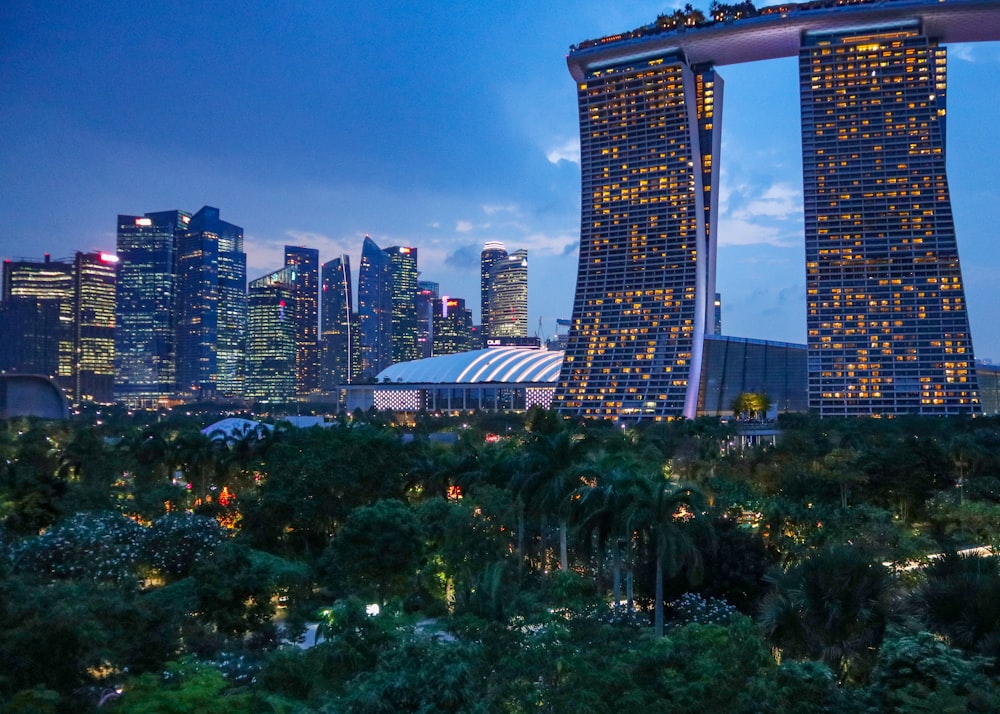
[2, 2, 999, 361]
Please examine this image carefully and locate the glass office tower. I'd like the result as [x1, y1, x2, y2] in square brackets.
[175, 206, 246, 399]
[555, 54, 722, 421]
[385, 246, 420, 364]
[480, 241, 507, 342]
[284, 246, 320, 397]
[357, 236, 392, 379]
[2, 255, 75, 392]
[246, 266, 297, 403]
[801, 24, 979, 415]
[321, 255, 355, 388]
[487, 249, 528, 340]
[115, 210, 189, 407]
[73, 251, 117, 404]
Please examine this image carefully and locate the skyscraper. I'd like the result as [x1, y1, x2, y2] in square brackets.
[175, 206, 246, 399]
[357, 236, 392, 379]
[554, 54, 721, 421]
[2, 252, 117, 404]
[801, 24, 978, 415]
[2, 255, 75, 391]
[480, 241, 507, 342]
[284, 246, 320, 397]
[432, 296, 476, 355]
[416, 280, 439, 358]
[487, 249, 529, 341]
[384, 246, 420, 364]
[115, 210, 189, 407]
[73, 251, 117, 404]
[321, 255, 355, 388]
[245, 266, 297, 403]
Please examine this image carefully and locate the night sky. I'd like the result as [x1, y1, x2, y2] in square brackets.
[3, 1, 998, 360]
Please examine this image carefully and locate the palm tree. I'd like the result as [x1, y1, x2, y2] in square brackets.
[575, 450, 645, 611]
[759, 544, 898, 682]
[515, 423, 590, 572]
[627, 463, 708, 636]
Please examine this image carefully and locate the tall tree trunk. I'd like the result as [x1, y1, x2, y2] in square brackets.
[612, 538, 622, 610]
[559, 520, 568, 571]
[517, 501, 526, 574]
[654, 552, 664, 637]
[539, 513, 547, 571]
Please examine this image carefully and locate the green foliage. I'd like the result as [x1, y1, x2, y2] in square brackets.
[324, 499, 422, 606]
[865, 629, 999, 712]
[111, 657, 252, 714]
[142, 512, 224, 580]
[15, 510, 145, 583]
[759, 545, 898, 682]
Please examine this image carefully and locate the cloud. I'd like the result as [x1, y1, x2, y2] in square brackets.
[456, 220, 474, 233]
[521, 230, 580, 256]
[444, 244, 481, 270]
[733, 182, 801, 220]
[716, 217, 797, 248]
[950, 44, 975, 63]
[546, 138, 580, 165]
[482, 203, 519, 216]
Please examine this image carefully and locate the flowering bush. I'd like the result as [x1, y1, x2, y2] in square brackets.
[668, 592, 738, 626]
[16, 511, 145, 583]
[143, 513, 225, 579]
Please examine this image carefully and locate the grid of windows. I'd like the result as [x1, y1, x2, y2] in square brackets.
[554, 55, 719, 422]
[245, 267, 297, 402]
[487, 249, 528, 339]
[284, 246, 320, 397]
[801, 25, 979, 415]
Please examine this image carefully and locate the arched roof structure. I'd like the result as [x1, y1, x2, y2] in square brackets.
[375, 348, 564, 385]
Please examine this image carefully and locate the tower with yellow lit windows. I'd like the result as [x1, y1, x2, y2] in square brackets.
[801, 23, 979, 415]
[554, 53, 722, 421]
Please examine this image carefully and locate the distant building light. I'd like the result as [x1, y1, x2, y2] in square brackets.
[100, 253, 119, 263]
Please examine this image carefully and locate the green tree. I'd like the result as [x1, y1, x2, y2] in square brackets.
[759, 544, 897, 682]
[627, 466, 708, 636]
[111, 657, 252, 714]
[326, 499, 423, 607]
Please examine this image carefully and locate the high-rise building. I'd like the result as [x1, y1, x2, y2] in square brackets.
[432, 296, 476, 355]
[246, 266, 297, 403]
[321, 255, 356, 388]
[801, 25, 978, 415]
[554, 54, 721, 421]
[556, 4, 990, 421]
[416, 280, 438, 358]
[2, 252, 117, 404]
[487, 249, 528, 341]
[384, 246, 420, 364]
[175, 206, 246, 400]
[114, 210, 190, 407]
[73, 251, 117, 404]
[3, 255, 75, 392]
[357, 235, 393, 380]
[0, 297, 61, 378]
[480, 241, 507, 342]
[284, 246, 320, 397]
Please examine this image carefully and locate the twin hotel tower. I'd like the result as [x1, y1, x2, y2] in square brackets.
[3, 1, 999, 421]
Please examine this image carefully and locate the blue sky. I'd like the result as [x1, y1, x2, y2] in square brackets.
[2, 1, 998, 360]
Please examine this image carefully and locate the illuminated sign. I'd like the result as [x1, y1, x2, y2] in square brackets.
[100, 253, 119, 263]
[135, 218, 152, 226]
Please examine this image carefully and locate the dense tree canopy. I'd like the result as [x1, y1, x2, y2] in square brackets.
[0, 409, 999, 710]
